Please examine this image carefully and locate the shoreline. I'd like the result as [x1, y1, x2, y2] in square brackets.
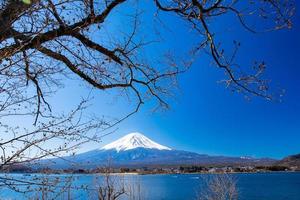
[1, 170, 299, 176]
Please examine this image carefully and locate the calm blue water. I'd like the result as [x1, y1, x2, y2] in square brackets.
[0, 172, 299, 200]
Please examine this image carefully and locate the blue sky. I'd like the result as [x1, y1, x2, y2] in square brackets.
[67, 1, 300, 159]
[12, 1, 300, 159]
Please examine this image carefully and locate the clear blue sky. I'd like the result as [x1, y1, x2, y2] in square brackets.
[72, 1, 299, 159]
[15, 1, 300, 159]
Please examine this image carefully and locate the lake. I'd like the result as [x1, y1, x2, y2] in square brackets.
[0, 172, 300, 199]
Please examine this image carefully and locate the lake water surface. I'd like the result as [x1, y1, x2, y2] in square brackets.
[0, 172, 299, 200]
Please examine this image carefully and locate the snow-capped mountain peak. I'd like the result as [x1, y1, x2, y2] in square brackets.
[101, 132, 171, 152]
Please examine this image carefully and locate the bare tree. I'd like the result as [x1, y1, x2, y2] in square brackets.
[0, 173, 77, 199]
[197, 174, 238, 200]
[88, 166, 143, 200]
[0, 1, 294, 117]
[96, 170, 126, 200]
[154, 0, 294, 99]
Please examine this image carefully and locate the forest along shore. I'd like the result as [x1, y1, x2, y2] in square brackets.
[2, 164, 299, 175]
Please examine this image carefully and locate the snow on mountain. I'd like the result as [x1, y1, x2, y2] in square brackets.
[33, 132, 276, 170]
[240, 156, 253, 160]
[101, 132, 171, 152]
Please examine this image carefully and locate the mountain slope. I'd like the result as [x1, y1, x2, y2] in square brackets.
[277, 153, 300, 169]
[34, 132, 276, 170]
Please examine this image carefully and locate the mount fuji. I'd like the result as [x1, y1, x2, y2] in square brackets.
[35, 132, 275, 169]
[101, 132, 171, 152]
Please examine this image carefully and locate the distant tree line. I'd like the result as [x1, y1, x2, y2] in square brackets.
[3, 164, 297, 174]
